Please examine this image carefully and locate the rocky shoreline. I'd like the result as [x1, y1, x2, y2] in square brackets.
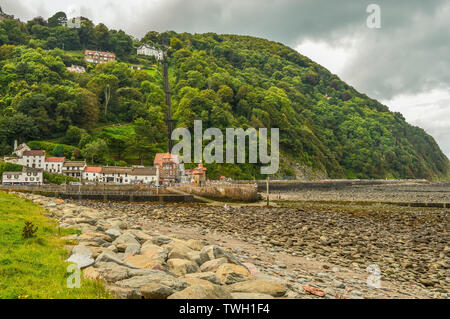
[16, 193, 449, 299]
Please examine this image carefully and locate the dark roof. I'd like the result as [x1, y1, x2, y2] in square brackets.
[23, 150, 45, 156]
[63, 161, 86, 167]
[131, 167, 157, 176]
[23, 167, 43, 173]
[101, 166, 132, 174]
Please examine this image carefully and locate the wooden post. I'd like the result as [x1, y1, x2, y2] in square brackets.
[266, 176, 269, 207]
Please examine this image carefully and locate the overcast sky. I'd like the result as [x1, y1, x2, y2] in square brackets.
[2, 0, 449, 158]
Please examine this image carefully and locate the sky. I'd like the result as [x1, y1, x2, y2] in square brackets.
[2, 0, 449, 158]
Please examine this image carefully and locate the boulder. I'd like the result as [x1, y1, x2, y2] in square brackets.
[168, 284, 233, 299]
[141, 242, 169, 262]
[140, 283, 174, 299]
[130, 230, 154, 242]
[183, 272, 221, 285]
[66, 253, 94, 269]
[216, 263, 252, 285]
[227, 280, 287, 297]
[112, 233, 139, 247]
[200, 257, 228, 272]
[185, 239, 206, 251]
[95, 263, 131, 282]
[167, 243, 194, 260]
[124, 255, 167, 271]
[167, 259, 200, 276]
[107, 285, 141, 299]
[200, 245, 244, 267]
[105, 228, 121, 240]
[115, 273, 188, 291]
[180, 277, 215, 288]
[124, 243, 141, 258]
[151, 235, 173, 246]
[72, 245, 93, 257]
[95, 250, 139, 269]
[187, 251, 202, 266]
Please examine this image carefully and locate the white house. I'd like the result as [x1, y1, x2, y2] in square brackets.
[2, 168, 43, 185]
[137, 44, 163, 60]
[83, 166, 102, 182]
[62, 161, 86, 179]
[44, 157, 66, 174]
[18, 150, 46, 169]
[130, 166, 159, 185]
[99, 166, 133, 184]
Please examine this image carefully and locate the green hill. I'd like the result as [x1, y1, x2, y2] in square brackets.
[0, 14, 448, 180]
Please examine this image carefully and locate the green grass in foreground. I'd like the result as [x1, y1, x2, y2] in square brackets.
[0, 191, 110, 299]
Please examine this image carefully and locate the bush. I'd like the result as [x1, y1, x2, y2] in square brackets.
[22, 221, 38, 239]
[43, 172, 78, 185]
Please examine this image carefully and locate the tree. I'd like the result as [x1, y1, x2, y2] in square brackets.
[87, 74, 119, 120]
[52, 144, 65, 157]
[48, 12, 67, 28]
[81, 139, 108, 164]
[63, 126, 84, 146]
[170, 37, 182, 50]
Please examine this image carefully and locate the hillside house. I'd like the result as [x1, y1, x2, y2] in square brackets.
[66, 65, 86, 73]
[18, 150, 46, 169]
[62, 161, 86, 179]
[84, 50, 116, 64]
[137, 44, 163, 60]
[128, 65, 142, 70]
[45, 157, 66, 174]
[2, 168, 43, 185]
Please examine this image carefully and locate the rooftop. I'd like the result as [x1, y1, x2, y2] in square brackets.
[154, 153, 179, 165]
[63, 161, 86, 167]
[23, 150, 45, 156]
[130, 167, 157, 176]
[84, 167, 102, 173]
[101, 166, 133, 174]
[45, 157, 66, 163]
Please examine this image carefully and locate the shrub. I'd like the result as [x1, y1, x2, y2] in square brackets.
[22, 221, 38, 239]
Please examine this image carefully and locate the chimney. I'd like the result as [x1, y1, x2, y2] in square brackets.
[14, 140, 17, 150]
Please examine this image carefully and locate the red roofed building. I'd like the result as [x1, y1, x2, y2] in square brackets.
[45, 157, 66, 174]
[83, 166, 102, 182]
[18, 150, 46, 169]
[154, 153, 180, 185]
[85, 50, 116, 64]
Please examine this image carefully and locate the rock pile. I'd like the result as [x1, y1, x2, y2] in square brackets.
[17, 193, 290, 299]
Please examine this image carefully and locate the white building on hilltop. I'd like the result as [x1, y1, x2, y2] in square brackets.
[18, 150, 46, 169]
[137, 44, 163, 60]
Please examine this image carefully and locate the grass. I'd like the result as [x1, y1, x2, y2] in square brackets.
[0, 191, 110, 299]
[94, 123, 136, 140]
